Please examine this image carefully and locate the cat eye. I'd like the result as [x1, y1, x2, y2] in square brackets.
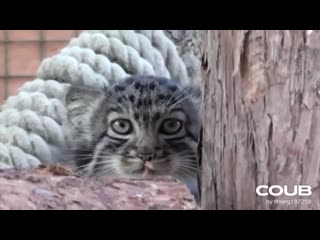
[160, 118, 183, 135]
[110, 119, 133, 135]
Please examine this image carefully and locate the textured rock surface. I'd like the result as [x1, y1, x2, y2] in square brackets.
[0, 165, 199, 210]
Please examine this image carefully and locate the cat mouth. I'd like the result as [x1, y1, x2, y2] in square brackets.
[144, 161, 155, 170]
[128, 159, 170, 177]
[142, 161, 155, 178]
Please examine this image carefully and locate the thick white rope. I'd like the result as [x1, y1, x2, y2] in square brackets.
[135, 30, 190, 83]
[0, 30, 195, 169]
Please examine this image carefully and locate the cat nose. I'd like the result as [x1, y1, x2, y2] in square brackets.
[137, 152, 154, 162]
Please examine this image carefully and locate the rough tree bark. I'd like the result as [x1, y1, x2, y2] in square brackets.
[0, 165, 198, 210]
[201, 30, 320, 210]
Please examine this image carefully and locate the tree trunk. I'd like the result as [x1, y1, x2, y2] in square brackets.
[201, 30, 320, 210]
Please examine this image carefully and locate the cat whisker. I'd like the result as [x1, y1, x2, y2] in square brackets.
[169, 93, 193, 108]
[166, 87, 192, 107]
[176, 168, 197, 178]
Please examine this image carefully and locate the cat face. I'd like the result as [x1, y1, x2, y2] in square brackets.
[65, 76, 202, 181]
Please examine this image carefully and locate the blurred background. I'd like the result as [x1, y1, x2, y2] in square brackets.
[0, 30, 85, 104]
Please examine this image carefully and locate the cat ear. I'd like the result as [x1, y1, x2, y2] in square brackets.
[183, 85, 202, 106]
[65, 86, 103, 123]
[192, 86, 202, 103]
